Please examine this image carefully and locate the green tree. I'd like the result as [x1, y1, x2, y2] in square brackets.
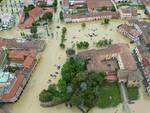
[103, 18, 110, 24]
[61, 57, 87, 84]
[62, 27, 67, 34]
[59, 43, 65, 49]
[111, 6, 116, 12]
[30, 26, 37, 34]
[57, 79, 67, 100]
[32, 20, 40, 26]
[42, 12, 53, 22]
[59, 11, 64, 21]
[23, 5, 35, 16]
[39, 89, 53, 102]
[66, 48, 75, 56]
[81, 23, 86, 28]
[53, 0, 58, 11]
[37, 1, 47, 8]
[77, 41, 89, 49]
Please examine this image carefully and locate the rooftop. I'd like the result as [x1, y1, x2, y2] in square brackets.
[129, 20, 150, 44]
[2, 74, 24, 100]
[117, 69, 143, 81]
[140, 0, 150, 6]
[78, 43, 137, 72]
[87, 0, 113, 9]
[120, 8, 138, 16]
[118, 24, 142, 38]
[0, 38, 46, 52]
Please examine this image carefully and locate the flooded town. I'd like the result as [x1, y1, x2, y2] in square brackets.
[0, 0, 150, 113]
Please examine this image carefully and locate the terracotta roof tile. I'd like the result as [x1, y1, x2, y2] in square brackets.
[106, 75, 118, 81]
[29, 7, 43, 19]
[87, 0, 113, 9]
[8, 51, 29, 60]
[23, 56, 35, 69]
[2, 75, 24, 100]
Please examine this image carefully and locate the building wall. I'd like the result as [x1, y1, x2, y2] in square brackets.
[64, 14, 114, 23]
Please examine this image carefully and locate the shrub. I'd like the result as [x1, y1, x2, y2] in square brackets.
[60, 43, 65, 49]
[39, 90, 53, 102]
[96, 39, 113, 47]
[66, 48, 75, 56]
[62, 27, 67, 34]
[59, 11, 64, 21]
[42, 12, 53, 22]
[81, 23, 86, 28]
[77, 41, 89, 49]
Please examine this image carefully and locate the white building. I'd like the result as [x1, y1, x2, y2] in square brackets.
[0, 13, 16, 30]
[119, 8, 138, 19]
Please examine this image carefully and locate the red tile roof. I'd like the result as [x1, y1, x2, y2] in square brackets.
[106, 71, 118, 81]
[29, 7, 43, 20]
[23, 56, 35, 69]
[2, 75, 24, 100]
[106, 75, 118, 81]
[25, 17, 34, 28]
[87, 0, 113, 10]
[8, 51, 29, 60]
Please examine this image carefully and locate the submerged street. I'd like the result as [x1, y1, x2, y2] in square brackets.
[0, 0, 150, 113]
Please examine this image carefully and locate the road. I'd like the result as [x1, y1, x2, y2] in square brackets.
[119, 83, 131, 113]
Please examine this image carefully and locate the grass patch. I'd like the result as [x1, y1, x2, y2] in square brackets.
[97, 82, 121, 108]
[127, 87, 139, 101]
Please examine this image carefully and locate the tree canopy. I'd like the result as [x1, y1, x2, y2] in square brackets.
[103, 18, 110, 24]
[30, 26, 37, 34]
[59, 11, 64, 21]
[42, 12, 53, 22]
[23, 5, 35, 16]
